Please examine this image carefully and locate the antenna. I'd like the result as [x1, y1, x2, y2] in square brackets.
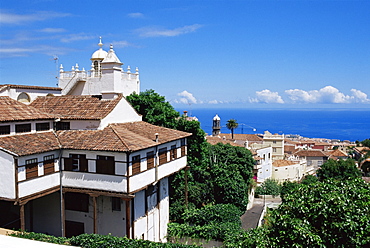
[53, 55, 59, 86]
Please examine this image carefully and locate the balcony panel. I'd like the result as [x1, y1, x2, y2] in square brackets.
[19, 173, 60, 198]
[62, 172, 127, 193]
[129, 169, 155, 193]
[158, 156, 187, 181]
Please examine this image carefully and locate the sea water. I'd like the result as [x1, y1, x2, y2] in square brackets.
[179, 108, 370, 142]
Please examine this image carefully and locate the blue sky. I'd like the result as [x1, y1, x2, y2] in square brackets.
[1, 0, 369, 108]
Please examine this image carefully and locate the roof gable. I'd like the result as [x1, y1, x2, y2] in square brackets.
[0, 96, 54, 122]
[30, 94, 123, 120]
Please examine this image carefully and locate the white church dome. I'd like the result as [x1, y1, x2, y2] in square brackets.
[91, 37, 108, 60]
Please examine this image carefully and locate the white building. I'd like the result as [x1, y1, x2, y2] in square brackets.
[0, 39, 190, 242]
[59, 38, 139, 97]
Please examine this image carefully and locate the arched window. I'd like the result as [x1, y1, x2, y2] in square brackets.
[17, 92, 31, 103]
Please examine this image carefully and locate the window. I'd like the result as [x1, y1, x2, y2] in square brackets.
[146, 151, 154, 169]
[26, 158, 38, 179]
[96, 155, 115, 175]
[159, 148, 167, 165]
[170, 145, 177, 160]
[112, 197, 121, 211]
[180, 138, 186, 157]
[132, 155, 141, 175]
[17, 92, 30, 103]
[307, 160, 312, 166]
[318, 161, 323, 166]
[273, 141, 277, 144]
[273, 148, 277, 152]
[55, 122, 70, 131]
[64, 154, 87, 172]
[15, 123, 31, 133]
[43, 155, 55, 175]
[36, 122, 50, 131]
[0, 125, 10, 135]
[65, 192, 89, 212]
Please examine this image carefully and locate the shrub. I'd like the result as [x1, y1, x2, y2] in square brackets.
[255, 179, 281, 197]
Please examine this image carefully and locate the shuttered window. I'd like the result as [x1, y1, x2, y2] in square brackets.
[146, 151, 154, 169]
[159, 148, 167, 165]
[96, 155, 115, 175]
[64, 154, 87, 172]
[26, 158, 38, 179]
[170, 145, 177, 160]
[43, 155, 55, 175]
[132, 155, 141, 175]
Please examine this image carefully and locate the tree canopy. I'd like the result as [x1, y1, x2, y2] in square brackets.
[226, 119, 238, 139]
[316, 158, 361, 181]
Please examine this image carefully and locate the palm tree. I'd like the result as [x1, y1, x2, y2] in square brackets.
[226, 119, 238, 140]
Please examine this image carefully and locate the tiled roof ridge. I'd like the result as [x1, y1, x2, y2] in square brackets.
[108, 124, 131, 151]
[0, 84, 61, 91]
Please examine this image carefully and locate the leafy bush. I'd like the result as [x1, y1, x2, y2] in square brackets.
[168, 204, 243, 242]
[317, 158, 361, 181]
[9, 231, 68, 245]
[10, 232, 198, 247]
[255, 179, 281, 197]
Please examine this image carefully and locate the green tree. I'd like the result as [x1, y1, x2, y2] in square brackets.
[255, 178, 281, 197]
[126, 89, 180, 128]
[316, 158, 361, 181]
[226, 119, 238, 139]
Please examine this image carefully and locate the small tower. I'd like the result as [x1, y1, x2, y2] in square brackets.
[212, 114, 221, 136]
[90, 37, 108, 77]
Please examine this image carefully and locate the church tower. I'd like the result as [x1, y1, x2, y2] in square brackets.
[212, 114, 221, 136]
[90, 37, 108, 77]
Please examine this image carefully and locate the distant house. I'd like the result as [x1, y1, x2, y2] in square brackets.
[272, 159, 306, 183]
[0, 84, 61, 104]
[0, 38, 191, 242]
[293, 149, 329, 170]
[326, 149, 348, 160]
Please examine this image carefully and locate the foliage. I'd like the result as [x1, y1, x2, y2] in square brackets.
[279, 181, 299, 200]
[267, 178, 370, 247]
[126, 89, 180, 129]
[226, 119, 238, 139]
[255, 178, 281, 197]
[168, 204, 243, 242]
[224, 178, 370, 247]
[9, 231, 68, 245]
[300, 174, 319, 185]
[10, 232, 198, 247]
[360, 138, 370, 148]
[316, 158, 361, 181]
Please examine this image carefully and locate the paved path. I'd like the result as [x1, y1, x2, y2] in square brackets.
[241, 197, 282, 230]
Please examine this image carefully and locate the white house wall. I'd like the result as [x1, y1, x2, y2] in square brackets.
[0, 120, 54, 137]
[62, 172, 127, 192]
[30, 192, 62, 236]
[157, 157, 187, 181]
[0, 88, 61, 103]
[256, 147, 272, 183]
[98, 196, 126, 236]
[134, 190, 147, 239]
[99, 98, 142, 129]
[0, 151, 15, 199]
[18, 173, 60, 198]
[272, 162, 306, 183]
[129, 169, 155, 193]
[159, 177, 169, 242]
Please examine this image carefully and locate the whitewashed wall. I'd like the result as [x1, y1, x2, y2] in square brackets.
[98, 196, 127, 236]
[18, 173, 60, 198]
[0, 151, 15, 199]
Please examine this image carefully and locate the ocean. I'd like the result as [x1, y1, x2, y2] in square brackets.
[179, 108, 370, 142]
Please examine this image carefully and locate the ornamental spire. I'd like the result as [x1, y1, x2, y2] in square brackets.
[98, 36, 103, 48]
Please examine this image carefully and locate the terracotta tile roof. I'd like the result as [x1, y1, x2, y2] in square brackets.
[0, 84, 61, 91]
[273, 159, 299, 167]
[0, 132, 60, 156]
[0, 96, 54, 122]
[205, 136, 243, 147]
[284, 145, 298, 154]
[294, 149, 328, 157]
[30, 94, 123, 120]
[327, 149, 348, 157]
[218, 133, 263, 142]
[0, 121, 192, 155]
[58, 122, 191, 152]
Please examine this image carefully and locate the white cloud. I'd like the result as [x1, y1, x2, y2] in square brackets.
[250, 89, 284, 104]
[60, 34, 95, 43]
[112, 40, 132, 48]
[285, 86, 369, 104]
[135, 24, 203, 37]
[208, 100, 219, 104]
[127, 12, 144, 18]
[177, 90, 197, 104]
[350, 89, 370, 103]
[39, 28, 66, 33]
[0, 10, 70, 25]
